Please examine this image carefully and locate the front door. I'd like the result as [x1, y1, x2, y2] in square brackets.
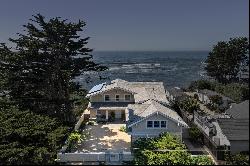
[115, 110, 122, 119]
[109, 153, 120, 162]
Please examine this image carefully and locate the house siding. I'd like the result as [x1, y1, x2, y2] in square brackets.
[90, 109, 96, 119]
[130, 114, 182, 141]
[90, 89, 134, 103]
[230, 141, 249, 154]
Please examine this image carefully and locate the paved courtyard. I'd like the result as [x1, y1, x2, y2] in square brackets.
[77, 122, 131, 152]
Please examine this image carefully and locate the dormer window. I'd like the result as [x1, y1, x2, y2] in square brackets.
[115, 95, 120, 101]
[125, 94, 131, 101]
[104, 95, 110, 101]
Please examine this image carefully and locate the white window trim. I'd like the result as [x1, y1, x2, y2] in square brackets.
[146, 120, 153, 128]
[124, 94, 131, 101]
[104, 94, 110, 102]
[160, 120, 168, 128]
[154, 121, 160, 128]
[115, 94, 120, 102]
[146, 120, 168, 129]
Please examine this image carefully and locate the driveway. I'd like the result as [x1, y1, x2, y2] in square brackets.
[77, 122, 131, 152]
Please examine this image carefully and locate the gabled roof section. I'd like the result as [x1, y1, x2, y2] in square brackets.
[86, 79, 136, 97]
[226, 100, 249, 119]
[217, 118, 249, 141]
[127, 100, 188, 128]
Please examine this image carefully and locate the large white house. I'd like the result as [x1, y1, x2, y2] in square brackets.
[86, 79, 188, 142]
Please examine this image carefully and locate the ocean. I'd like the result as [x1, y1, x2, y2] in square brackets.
[75, 51, 209, 90]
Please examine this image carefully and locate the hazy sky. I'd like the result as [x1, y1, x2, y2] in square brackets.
[0, 0, 249, 51]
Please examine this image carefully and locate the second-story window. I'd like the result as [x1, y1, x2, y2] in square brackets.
[147, 121, 153, 128]
[125, 94, 131, 101]
[115, 95, 120, 101]
[161, 121, 167, 128]
[154, 121, 160, 128]
[104, 94, 110, 101]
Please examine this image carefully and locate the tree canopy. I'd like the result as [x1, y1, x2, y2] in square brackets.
[132, 133, 214, 165]
[0, 98, 69, 165]
[205, 37, 249, 84]
[188, 80, 249, 103]
[0, 14, 107, 164]
[179, 97, 200, 113]
[0, 14, 107, 124]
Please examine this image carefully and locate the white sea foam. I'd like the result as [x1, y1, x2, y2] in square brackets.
[121, 63, 161, 70]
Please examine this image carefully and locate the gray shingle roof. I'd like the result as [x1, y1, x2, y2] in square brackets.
[226, 100, 249, 119]
[127, 100, 188, 127]
[217, 118, 249, 141]
[86, 79, 169, 104]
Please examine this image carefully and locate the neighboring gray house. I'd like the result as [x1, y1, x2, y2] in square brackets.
[196, 89, 234, 109]
[166, 87, 189, 103]
[194, 100, 249, 159]
[217, 118, 249, 154]
[221, 100, 249, 154]
[86, 79, 188, 141]
[226, 100, 249, 119]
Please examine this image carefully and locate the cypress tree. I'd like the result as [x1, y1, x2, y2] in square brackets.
[0, 14, 107, 124]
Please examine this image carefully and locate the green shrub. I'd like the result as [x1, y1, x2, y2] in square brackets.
[194, 93, 199, 100]
[78, 121, 86, 131]
[188, 125, 203, 142]
[225, 152, 249, 165]
[189, 79, 249, 103]
[87, 121, 95, 125]
[67, 131, 83, 152]
[179, 97, 200, 113]
[119, 126, 127, 132]
[110, 112, 115, 118]
[191, 155, 214, 165]
[188, 80, 215, 91]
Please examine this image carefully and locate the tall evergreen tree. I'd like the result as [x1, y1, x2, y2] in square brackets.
[205, 37, 249, 84]
[0, 98, 69, 165]
[0, 14, 107, 124]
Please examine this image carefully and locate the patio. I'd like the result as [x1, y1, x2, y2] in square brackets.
[77, 122, 131, 152]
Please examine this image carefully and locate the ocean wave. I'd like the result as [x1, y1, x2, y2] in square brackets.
[119, 63, 161, 70]
[108, 66, 121, 71]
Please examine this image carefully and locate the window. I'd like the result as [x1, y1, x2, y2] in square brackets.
[161, 121, 167, 128]
[125, 94, 131, 101]
[147, 121, 153, 128]
[115, 94, 120, 101]
[104, 95, 110, 101]
[154, 121, 160, 128]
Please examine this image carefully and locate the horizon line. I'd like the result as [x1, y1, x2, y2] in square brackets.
[92, 50, 210, 52]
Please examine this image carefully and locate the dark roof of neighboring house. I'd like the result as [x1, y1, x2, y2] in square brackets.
[226, 100, 249, 119]
[199, 89, 234, 102]
[217, 118, 249, 141]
